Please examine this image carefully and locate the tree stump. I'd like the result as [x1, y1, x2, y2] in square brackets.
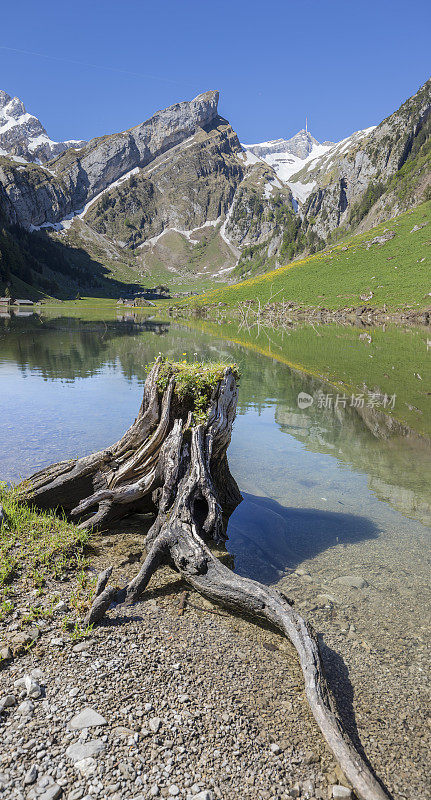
[20, 359, 390, 800]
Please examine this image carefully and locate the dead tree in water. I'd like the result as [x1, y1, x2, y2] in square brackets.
[20, 358, 390, 800]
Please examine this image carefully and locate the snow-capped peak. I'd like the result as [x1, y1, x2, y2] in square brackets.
[0, 89, 86, 164]
[241, 124, 375, 205]
[241, 129, 334, 203]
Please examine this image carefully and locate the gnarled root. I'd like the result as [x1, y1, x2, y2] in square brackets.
[84, 372, 390, 800]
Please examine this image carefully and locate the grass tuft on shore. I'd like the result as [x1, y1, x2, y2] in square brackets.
[0, 483, 92, 623]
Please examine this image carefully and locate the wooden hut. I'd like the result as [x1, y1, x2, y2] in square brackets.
[13, 299, 34, 308]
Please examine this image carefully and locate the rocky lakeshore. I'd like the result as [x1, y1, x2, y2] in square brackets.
[1, 513, 430, 800]
[168, 302, 431, 329]
[1, 543, 342, 800]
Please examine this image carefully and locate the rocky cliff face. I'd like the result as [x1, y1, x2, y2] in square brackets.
[0, 89, 296, 292]
[0, 90, 86, 163]
[0, 90, 223, 229]
[299, 78, 431, 238]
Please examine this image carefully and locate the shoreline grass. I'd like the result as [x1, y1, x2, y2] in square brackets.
[0, 484, 95, 634]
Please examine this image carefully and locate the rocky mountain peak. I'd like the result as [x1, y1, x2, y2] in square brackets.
[0, 90, 12, 108]
[244, 128, 328, 161]
[0, 88, 86, 163]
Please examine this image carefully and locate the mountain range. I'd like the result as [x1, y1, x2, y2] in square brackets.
[0, 78, 429, 297]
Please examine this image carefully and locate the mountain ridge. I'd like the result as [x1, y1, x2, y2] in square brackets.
[0, 79, 429, 297]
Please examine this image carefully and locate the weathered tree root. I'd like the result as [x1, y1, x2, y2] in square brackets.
[22, 362, 390, 800]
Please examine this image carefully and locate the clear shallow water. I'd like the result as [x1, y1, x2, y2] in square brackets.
[1, 311, 430, 793]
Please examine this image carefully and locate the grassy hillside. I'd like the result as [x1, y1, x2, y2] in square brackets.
[188, 201, 431, 310]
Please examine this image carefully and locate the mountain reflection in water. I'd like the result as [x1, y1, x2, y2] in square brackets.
[0, 313, 430, 531]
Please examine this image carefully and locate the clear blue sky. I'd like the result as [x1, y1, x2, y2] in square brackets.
[1, 0, 430, 145]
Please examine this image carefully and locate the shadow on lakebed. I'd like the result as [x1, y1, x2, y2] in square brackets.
[227, 493, 381, 583]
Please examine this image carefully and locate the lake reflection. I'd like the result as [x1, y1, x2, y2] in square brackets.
[1, 313, 430, 531]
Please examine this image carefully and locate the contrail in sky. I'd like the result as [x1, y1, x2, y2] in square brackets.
[0, 45, 190, 86]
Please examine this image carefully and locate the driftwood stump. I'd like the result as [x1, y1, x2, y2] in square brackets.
[21, 359, 390, 800]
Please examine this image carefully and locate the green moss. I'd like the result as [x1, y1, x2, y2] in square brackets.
[154, 357, 240, 424]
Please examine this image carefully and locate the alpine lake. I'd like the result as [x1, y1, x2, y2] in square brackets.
[1, 305, 430, 796]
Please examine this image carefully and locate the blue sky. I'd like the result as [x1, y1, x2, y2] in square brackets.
[1, 0, 430, 145]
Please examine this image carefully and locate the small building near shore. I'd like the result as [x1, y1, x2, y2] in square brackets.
[13, 299, 34, 307]
[0, 297, 11, 307]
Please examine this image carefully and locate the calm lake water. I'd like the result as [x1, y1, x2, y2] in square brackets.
[1, 310, 430, 792]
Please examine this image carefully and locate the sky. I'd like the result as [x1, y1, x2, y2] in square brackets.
[0, 0, 430, 146]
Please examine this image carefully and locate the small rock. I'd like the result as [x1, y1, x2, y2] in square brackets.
[66, 739, 105, 763]
[17, 699, 34, 715]
[334, 575, 368, 589]
[194, 793, 212, 800]
[302, 779, 315, 795]
[53, 600, 68, 613]
[332, 787, 352, 799]
[0, 646, 12, 661]
[304, 750, 319, 765]
[270, 743, 281, 755]
[149, 785, 160, 797]
[72, 639, 95, 653]
[24, 764, 38, 785]
[39, 784, 62, 800]
[68, 707, 107, 729]
[8, 628, 39, 654]
[119, 762, 135, 780]
[0, 694, 16, 711]
[68, 688, 79, 698]
[317, 594, 338, 605]
[149, 717, 162, 733]
[68, 790, 85, 800]
[169, 786, 180, 797]
[112, 725, 135, 737]
[74, 757, 97, 777]
[25, 674, 42, 699]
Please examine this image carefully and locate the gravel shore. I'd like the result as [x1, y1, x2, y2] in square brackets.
[1, 519, 429, 800]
